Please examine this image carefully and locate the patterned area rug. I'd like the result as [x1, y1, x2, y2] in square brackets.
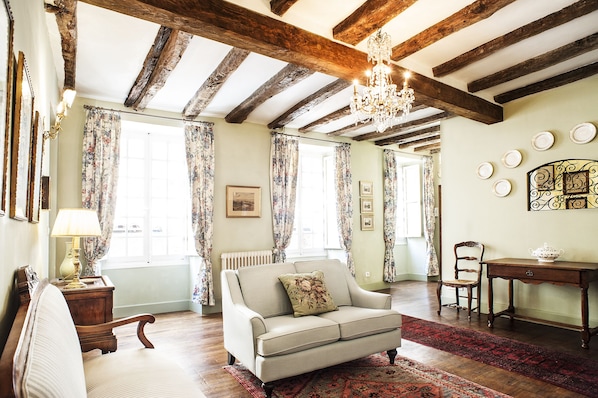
[401, 315, 598, 397]
[224, 353, 510, 398]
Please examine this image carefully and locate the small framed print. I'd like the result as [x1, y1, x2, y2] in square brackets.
[359, 180, 373, 196]
[360, 198, 373, 213]
[360, 214, 374, 231]
[226, 185, 261, 218]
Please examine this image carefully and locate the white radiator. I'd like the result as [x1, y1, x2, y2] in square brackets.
[221, 250, 273, 270]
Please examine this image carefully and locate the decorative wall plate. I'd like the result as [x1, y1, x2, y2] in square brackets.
[492, 179, 512, 197]
[569, 122, 596, 144]
[502, 149, 522, 168]
[531, 131, 554, 151]
[476, 162, 493, 179]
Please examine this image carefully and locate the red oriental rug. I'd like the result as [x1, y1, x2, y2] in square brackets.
[401, 315, 598, 397]
[224, 352, 510, 398]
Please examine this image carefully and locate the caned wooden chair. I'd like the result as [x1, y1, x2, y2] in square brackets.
[437, 241, 485, 320]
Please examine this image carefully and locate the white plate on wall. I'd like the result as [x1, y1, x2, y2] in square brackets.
[476, 162, 493, 179]
[531, 131, 554, 151]
[492, 179, 512, 197]
[502, 149, 522, 168]
[570, 122, 596, 144]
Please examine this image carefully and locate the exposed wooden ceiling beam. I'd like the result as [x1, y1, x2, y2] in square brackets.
[270, 0, 299, 16]
[225, 64, 314, 124]
[391, 0, 517, 61]
[267, 79, 351, 129]
[333, 0, 417, 46]
[414, 142, 441, 152]
[125, 27, 192, 110]
[298, 106, 352, 133]
[495, 61, 598, 103]
[354, 111, 452, 141]
[79, 0, 503, 125]
[183, 47, 250, 119]
[46, 0, 77, 89]
[433, 0, 598, 77]
[399, 134, 440, 149]
[468, 33, 598, 92]
[374, 125, 440, 146]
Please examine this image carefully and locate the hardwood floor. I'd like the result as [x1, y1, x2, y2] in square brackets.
[90, 281, 595, 397]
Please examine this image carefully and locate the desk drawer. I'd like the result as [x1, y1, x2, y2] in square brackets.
[488, 264, 580, 284]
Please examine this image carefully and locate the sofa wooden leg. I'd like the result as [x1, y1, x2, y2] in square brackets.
[387, 348, 397, 364]
[262, 382, 274, 398]
[227, 352, 236, 365]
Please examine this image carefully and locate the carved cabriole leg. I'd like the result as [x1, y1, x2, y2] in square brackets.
[262, 382, 274, 398]
[227, 352, 236, 365]
[387, 348, 397, 364]
[436, 282, 442, 315]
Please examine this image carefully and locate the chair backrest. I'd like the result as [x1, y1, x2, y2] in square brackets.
[453, 241, 484, 281]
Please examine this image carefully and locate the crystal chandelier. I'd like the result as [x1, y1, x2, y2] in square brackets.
[350, 30, 415, 133]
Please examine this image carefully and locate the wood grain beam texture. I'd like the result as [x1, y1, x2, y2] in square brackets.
[333, 0, 417, 46]
[270, 0, 299, 16]
[391, 0, 517, 61]
[468, 33, 598, 92]
[225, 64, 313, 124]
[183, 47, 250, 119]
[374, 126, 441, 146]
[46, 0, 77, 89]
[354, 112, 452, 142]
[79, 0, 503, 125]
[125, 26, 192, 110]
[433, 0, 598, 77]
[298, 106, 352, 133]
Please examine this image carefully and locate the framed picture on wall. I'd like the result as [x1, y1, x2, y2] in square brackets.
[10, 51, 34, 221]
[360, 198, 373, 213]
[28, 111, 43, 223]
[360, 214, 374, 231]
[226, 185, 261, 218]
[0, 0, 14, 216]
[359, 180, 373, 196]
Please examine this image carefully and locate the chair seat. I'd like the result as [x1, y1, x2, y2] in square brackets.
[441, 279, 478, 286]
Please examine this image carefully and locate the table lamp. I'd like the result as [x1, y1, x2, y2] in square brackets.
[51, 208, 102, 289]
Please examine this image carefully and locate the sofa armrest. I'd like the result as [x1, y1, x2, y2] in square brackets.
[346, 276, 392, 309]
[76, 314, 156, 348]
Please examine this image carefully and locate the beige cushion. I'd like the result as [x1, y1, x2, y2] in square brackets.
[237, 263, 296, 317]
[21, 284, 87, 398]
[318, 306, 402, 340]
[278, 271, 338, 317]
[294, 259, 352, 306]
[257, 315, 340, 356]
[84, 348, 204, 398]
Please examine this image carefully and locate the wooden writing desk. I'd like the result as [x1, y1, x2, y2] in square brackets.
[484, 258, 598, 349]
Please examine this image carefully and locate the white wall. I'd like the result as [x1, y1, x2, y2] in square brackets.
[441, 74, 598, 325]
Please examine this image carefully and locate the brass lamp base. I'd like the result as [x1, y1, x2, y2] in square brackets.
[63, 275, 87, 289]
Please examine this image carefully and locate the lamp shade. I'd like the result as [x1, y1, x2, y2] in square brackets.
[51, 208, 102, 237]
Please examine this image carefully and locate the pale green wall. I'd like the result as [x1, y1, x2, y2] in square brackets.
[441, 74, 598, 325]
[0, 0, 60, 351]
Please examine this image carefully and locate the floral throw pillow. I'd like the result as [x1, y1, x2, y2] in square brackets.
[278, 271, 338, 317]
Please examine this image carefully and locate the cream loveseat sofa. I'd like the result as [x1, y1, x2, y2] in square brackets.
[0, 267, 205, 398]
[221, 259, 402, 398]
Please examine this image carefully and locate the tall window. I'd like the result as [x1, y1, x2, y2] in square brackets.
[287, 143, 340, 257]
[396, 156, 423, 240]
[103, 121, 190, 267]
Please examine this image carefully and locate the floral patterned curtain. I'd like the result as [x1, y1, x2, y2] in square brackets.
[270, 133, 299, 263]
[185, 122, 215, 306]
[81, 107, 121, 276]
[423, 156, 439, 276]
[383, 149, 397, 282]
[335, 143, 354, 276]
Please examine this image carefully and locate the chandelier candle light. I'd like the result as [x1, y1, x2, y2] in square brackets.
[350, 30, 415, 133]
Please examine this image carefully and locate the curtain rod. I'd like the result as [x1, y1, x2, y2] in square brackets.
[271, 130, 351, 146]
[83, 105, 214, 126]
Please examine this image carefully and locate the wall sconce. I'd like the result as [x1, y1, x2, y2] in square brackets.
[45, 88, 76, 140]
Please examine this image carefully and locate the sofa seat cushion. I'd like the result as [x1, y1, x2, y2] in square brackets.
[257, 315, 340, 357]
[84, 348, 205, 398]
[318, 306, 402, 340]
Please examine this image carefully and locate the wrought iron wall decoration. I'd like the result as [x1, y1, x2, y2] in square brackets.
[528, 159, 598, 211]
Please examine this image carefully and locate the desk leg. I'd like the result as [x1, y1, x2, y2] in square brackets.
[581, 286, 590, 349]
[507, 280, 515, 316]
[488, 277, 494, 328]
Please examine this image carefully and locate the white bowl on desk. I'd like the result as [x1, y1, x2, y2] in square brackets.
[529, 243, 564, 263]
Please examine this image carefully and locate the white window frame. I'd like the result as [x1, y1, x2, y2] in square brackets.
[396, 155, 423, 243]
[102, 120, 191, 269]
